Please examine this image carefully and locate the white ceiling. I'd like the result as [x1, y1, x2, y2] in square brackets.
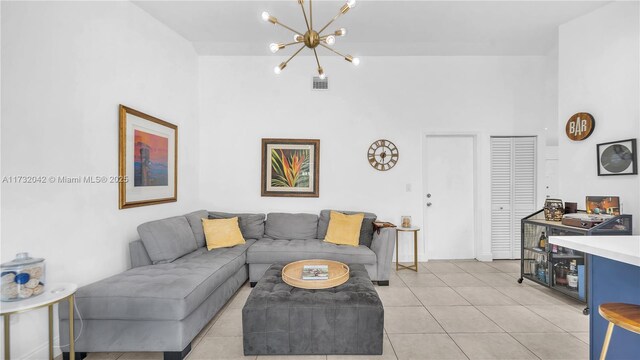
[133, 0, 609, 56]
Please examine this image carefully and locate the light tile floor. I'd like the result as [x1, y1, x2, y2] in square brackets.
[78, 260, 589, 360]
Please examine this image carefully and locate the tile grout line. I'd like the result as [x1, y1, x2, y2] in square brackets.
[416, 261, 567, 360]
[472, 262, 584, 359]
[446, 266, 532, 359]
[382, 328, 400, 360]
[460, 262, 544, 360]
[399, 265, 472, 360]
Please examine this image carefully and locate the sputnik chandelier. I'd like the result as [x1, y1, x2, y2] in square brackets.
[262, 0, 360, 78]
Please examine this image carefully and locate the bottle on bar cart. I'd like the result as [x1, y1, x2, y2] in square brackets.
[537, 256, 547, 284]
[567, 260, 578, 291]
[539, 231, 547, 250]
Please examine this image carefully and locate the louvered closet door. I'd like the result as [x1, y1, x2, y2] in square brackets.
[512, 137, 536, 258]
[491, 138, 514, 259]
[491, 137, 536, 259]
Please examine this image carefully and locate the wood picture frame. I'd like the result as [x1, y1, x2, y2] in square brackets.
[119, 105, 178, 209]
[596, 139, 637, 176]
[261, 138, 320, 197]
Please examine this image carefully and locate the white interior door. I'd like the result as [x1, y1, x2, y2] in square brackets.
[423, 135, 476, 259]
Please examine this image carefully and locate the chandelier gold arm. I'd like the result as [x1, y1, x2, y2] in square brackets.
[319, 43, 357, 64]
[313, 48, 321, 68]
[319, 43, 346, 58]
[298, 0, 311, 31]
[319, 34, 339, 41]
[319, 30, 346, 41]
[272, 19, 304, 37]
[284, 44, 307, 66]
[285, 40, 303, 47]
[313, 48, 325, 78]
[318, 4, 351, 35]
[313, 48, 320, 67]
[310, 0, 313, 31]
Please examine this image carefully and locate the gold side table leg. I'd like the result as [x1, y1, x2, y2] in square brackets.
[395, 230, 399, 271]
[49, 305, 54, 360]
[69, 295, 75, 360]
[4, 314, 10, 360]
[413, 230, 418, 272]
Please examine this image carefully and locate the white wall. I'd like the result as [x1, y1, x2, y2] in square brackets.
[198, 55, 555, 262]
[558, 1, 640, 234]
[1, 1, 199, 358]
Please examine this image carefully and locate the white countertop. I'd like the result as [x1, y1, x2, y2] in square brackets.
[549, 236, 640, 267]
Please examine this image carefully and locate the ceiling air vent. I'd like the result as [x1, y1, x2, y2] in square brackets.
[312, 76, 328, 91]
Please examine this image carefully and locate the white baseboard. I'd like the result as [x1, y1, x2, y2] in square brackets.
[397, 253, 429, 263]
[476, 253, 493, 262]
[22, 336, 61, 360]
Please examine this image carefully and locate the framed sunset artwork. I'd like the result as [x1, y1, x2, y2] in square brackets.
[119, 105, 177, 209]
[261, 138, 320, 197]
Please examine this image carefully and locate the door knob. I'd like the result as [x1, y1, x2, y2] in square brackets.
[426, 202, 432, 207]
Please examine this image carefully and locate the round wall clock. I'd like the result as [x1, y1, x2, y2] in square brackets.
[367, 139, 399, 171]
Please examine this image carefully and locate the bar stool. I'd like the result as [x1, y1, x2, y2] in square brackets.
[598, 303, 640, 360]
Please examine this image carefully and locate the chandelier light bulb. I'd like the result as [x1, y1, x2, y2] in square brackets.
[318, 66, 326, 79]
[336, 28, 347, 36]
[274, 62, 287, 74]
[325, 35, 336, 45]
[294, 34, 304, 42]
[352, 57, 360, 66]
[261, 11, 270, 21]
[269, 43, 281, 53]
[346, 0, 357, 9]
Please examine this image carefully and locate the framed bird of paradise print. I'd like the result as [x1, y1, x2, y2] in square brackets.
[261, 138, 320, 197]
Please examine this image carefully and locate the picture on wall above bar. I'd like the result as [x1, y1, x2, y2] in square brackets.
[597, 138, 637, 176]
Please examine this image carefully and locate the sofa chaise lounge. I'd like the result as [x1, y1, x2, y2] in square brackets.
[59, 209, 395, 360]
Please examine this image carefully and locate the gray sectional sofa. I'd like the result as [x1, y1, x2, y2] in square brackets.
[59, 210, 395, 360]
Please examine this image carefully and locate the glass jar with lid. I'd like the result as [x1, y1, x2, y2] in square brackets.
[1, 252, 46, 302]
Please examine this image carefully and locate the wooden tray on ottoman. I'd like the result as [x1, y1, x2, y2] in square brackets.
[282, 259, 350, 289]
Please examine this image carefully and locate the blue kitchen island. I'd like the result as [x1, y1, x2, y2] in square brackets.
[549, 235, 640, 360]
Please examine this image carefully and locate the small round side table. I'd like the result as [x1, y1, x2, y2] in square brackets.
[395, 227, 420, 271]
[1, 282, 78, 360]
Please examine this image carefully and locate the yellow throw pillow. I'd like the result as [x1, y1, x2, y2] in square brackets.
[324, 211, 364, 247]
[202, 217, 245, 250]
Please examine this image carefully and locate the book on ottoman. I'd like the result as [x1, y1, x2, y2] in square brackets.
[302, 265, 329, 280]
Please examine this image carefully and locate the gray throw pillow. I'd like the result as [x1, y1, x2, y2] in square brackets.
[317, 210, 377, 247]
[184, 210, 209, 248]
[137, 216, 198, 264]
[208, 212, 266, 239]
[265, 213, 319, 240]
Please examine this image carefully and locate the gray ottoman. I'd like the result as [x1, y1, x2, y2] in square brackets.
[242, 263, 384, 355]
